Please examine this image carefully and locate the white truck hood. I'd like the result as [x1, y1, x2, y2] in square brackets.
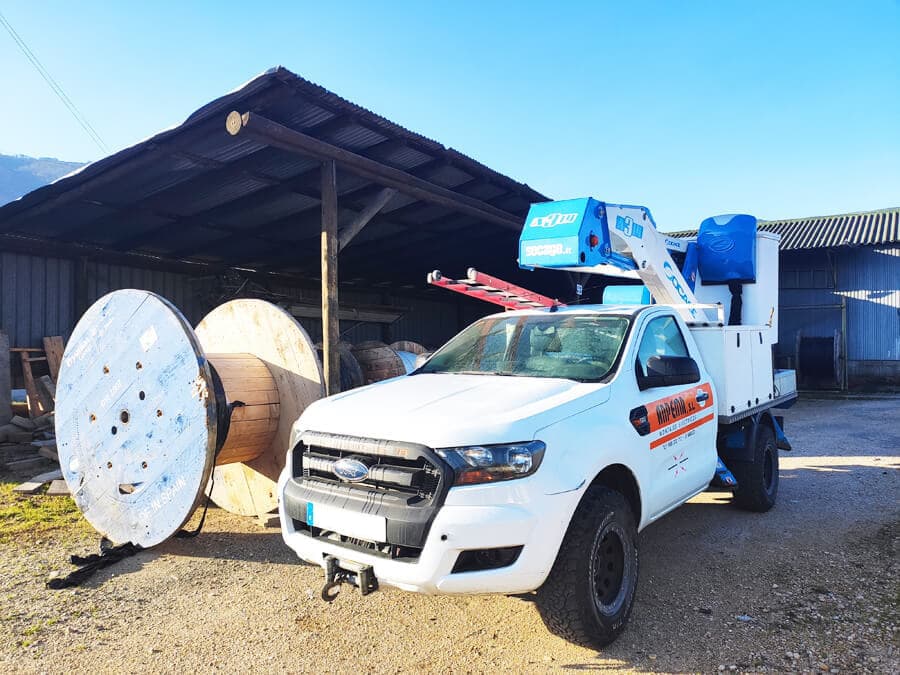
[294, 373, 610, 448]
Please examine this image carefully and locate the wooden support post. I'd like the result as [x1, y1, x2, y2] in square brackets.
[321, 160, 341, 396]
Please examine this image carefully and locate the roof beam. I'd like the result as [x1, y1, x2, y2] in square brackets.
[225, 111, 522, 231]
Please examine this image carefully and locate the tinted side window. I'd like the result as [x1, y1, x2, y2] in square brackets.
[636, 316, 688, 375]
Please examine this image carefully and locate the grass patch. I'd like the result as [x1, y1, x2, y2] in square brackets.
[0, 481, 90, 542]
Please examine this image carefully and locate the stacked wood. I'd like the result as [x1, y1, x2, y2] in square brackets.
[10, 336, 64, 418]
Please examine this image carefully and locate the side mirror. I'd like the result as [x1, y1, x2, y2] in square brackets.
[637, 355, 700, 391]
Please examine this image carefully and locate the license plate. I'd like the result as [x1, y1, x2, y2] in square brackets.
[306, 501, 387, 542]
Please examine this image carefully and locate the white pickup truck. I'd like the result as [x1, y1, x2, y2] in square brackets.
[277, 199, 797, 647]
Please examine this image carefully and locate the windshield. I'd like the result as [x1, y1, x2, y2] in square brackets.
[419, 313, 630, 382]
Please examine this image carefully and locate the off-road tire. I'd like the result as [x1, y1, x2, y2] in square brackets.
[731, 423, 778, 512]
[535, 486, 638, 649]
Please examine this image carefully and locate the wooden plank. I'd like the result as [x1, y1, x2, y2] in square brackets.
[288, 303, 403, 324]
[13, 468, 63, 494]
[321, 159, 341, 397]
[4, 456, 44, 470]
[46, 479, 69, 496]
[32, 412, 54, 429]
[0, 427, 34, 443]
[0, 330, 10, 426]
[10, 415, 35, 430]
[38, 446, 59, 462]
[37, 375, 56, 411]
[338, 187, 397, 250]
[19, 352, 43, 417]
[42, 336, 65, 380]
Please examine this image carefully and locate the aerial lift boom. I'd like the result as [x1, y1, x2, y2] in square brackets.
[517, 198, 707, 320]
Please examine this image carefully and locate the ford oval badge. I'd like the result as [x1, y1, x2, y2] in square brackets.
[333, 457, 369, 482]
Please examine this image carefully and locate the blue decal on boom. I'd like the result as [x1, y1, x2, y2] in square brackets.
[662, 261, 697, 317]
[615, 215, 644, 239]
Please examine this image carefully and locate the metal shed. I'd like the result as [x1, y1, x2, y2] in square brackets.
[0, 67, 568, 393]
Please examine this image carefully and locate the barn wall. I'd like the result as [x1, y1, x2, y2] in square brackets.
[777, 246, 900, 388]
[0, 251, 476, 352]
[0, 251, 76, 347]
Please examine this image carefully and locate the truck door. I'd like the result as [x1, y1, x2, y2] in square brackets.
[628, 314, 718, 519]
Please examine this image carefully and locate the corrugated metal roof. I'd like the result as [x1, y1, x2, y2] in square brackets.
[673, 208, 900, 250]
[0, 66, 554, 292]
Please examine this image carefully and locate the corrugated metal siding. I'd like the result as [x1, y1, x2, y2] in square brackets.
[0, 252, 76, 346]
[839, 246, 900, 360]
[84, 262, 207, 325]
[1, 250, 487, 355]
[672, 208, 900, 251]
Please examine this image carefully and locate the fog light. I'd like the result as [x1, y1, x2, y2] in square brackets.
[451, 546, 524, 573]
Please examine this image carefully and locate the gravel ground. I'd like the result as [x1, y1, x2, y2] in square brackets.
[0, 397, 897, 673]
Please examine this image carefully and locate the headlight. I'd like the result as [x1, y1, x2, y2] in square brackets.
[436, 441, 545, 486]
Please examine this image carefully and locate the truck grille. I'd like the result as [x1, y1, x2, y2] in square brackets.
[285, 432, 452, 554]
[296, 444, 441, 503]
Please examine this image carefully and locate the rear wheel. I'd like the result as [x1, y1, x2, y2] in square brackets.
[731, 423, 779, 511]
[535, 487, 638, 648]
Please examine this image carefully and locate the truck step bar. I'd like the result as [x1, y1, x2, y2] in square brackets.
[427, 268, 564, 311]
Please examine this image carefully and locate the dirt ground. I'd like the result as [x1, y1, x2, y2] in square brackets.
[0, 397, 897, 674]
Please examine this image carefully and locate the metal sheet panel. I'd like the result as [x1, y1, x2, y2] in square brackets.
[839, 246, 900, 360]
[0, 252, 75, 346]
[674, 209, 900, 251]
[84, 262, 207, 326]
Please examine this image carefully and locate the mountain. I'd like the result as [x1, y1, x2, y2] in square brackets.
[0, 153, 86, 206]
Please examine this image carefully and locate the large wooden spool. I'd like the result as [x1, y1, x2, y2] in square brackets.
[351, 341, 407, 384]
[390, 340, 427, 355]
[315, 341, 364, 392]
[56, 291, 323, 547]
[195, 299, 323, 516]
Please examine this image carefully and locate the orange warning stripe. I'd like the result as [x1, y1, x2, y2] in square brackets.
[649, 413, 715, 450]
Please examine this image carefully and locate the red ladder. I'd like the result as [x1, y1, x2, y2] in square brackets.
[427, 268, 564, 310]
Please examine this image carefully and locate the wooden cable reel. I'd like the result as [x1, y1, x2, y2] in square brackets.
[351, 341, 408, 383]
[56, 290, 323, 547]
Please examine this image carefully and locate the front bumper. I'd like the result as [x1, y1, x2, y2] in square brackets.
[278, 469, 578, 595]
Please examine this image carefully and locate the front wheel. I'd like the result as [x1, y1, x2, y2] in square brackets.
[535, 486, 639, 649]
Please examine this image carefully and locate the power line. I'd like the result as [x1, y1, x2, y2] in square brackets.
[0, 9, 108, 154]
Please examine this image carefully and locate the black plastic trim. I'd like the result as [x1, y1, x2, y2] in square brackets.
[284, 432, 453, 550]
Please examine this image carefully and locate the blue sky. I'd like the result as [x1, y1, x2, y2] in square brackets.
[1, 1, 898, 229]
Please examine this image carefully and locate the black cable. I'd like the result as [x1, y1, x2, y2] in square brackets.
[0, 10, 108, 153]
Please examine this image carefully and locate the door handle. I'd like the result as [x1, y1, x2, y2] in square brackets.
[696, 390, 710, 403]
